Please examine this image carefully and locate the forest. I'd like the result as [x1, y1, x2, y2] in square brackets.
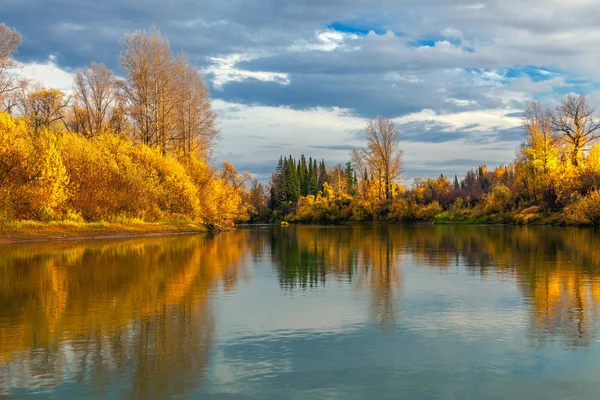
[262, 99, 600, 226]
[2, 21, 600, 230]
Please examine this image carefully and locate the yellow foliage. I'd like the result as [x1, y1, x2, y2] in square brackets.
[0, 112, 250, 226]
[563, 190, 600, 226]
[484, 184, 512, 214]
[0, 113, 68, 220]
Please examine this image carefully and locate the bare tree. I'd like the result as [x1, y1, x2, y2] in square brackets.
[172, 54, 218, 159]
[551, 94, 600, 167]
[0, 23, 28, 111]
[72, 62, 122, 137]
[356, 116, 403, 202]
[120, 27, 179, 154]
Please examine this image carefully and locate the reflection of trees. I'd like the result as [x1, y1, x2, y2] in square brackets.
[387, 225, 600, 347]
[271, 226, 402, 330]
[271, 225, 600, 345]
[0, 231, 258, 397]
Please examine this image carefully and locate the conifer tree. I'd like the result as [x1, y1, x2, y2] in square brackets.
[318, 159, 329, 191]
[345, 161, 356, 196]
[308, 157, 318, 195]
[286, 155, 299, 204]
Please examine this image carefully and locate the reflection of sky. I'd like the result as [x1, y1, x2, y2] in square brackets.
[205, 253, 600, 399]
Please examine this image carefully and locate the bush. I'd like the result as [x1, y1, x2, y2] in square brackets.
[563, 190, 600, 226]
[414, 201, 442, 221]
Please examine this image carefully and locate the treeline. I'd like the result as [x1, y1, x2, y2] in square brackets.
[256, 98, 600, 226]
[0, 23, 252, 228]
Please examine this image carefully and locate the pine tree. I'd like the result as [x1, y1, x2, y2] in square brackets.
[308, 157, 318, 195]
[453, 175, 460, 190]
[345, 162, 356, 196]
[298, 155, 308, 196]
[318, 159, 329, 191]
[286, 155, 299, 204]
[276, 156, 289, 210]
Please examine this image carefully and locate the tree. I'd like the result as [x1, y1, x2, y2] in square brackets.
[318, 159, 329, 192]
[345, 161, 356, 196]
[551, 94, 600, 167]
[308, 157, 318, 195]
[18, 87, 70, 133]
[120, 27, 178, 153]
[0, 23, 27, 112]
[359, 116, 403, 202]
[172, 54, 217, 159]
[72, 62, 124, 137]
[0, 24, 21, 97]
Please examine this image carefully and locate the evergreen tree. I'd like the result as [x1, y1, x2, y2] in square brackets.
[345, 162, 356, 195]
[308, 157, 318, 195]
[299, 155, 308, 196]
[276, 156, 289, 210]
[286, 155, 299, 204]
[453, 175, 460, 190]
[318, 159, 329, 191]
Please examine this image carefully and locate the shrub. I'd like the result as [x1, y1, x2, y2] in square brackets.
[563, 190, 600, 226]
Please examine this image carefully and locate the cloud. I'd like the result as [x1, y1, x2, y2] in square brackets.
[5, 0, 600, 181]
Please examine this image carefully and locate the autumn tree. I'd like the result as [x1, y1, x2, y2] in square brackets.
[120, 27, 178, 153]
[0, 23, 27, 112]
[72, 62, 126, 137]
[357, 116, 403, 202]
[172, 55, 217, 159]
[17, 87, 70, 133]
[551, 94, 600, 167]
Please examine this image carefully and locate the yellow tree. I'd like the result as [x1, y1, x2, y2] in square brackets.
[17, 87, 70, 133]
[520, 100, 559, 203]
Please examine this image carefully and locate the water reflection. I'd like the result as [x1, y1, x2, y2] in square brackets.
[0, 233, 253, 397]
[271, 225, 600, 343]
[270, 226, 402, 330]
[1, 225, 600, 398]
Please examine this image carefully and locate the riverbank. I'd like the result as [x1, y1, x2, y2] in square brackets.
[0, 221, 209, 244]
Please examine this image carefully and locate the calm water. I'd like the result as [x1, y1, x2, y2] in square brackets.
[2, 225, 600, 399]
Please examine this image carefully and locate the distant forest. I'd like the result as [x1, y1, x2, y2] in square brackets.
[254, 100, 600, 226]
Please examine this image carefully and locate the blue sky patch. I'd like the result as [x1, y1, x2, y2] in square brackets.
[327, 21, 387, 36]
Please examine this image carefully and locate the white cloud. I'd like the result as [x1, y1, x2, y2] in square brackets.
[207, 54, 289, 87]
[11, 58, 75, 92]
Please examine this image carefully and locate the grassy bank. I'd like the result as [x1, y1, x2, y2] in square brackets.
[0, 221, 209, 243]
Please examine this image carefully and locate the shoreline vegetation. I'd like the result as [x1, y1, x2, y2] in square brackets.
[0, 24, 252, 234]
[260, 103, 600, 228]
[0, 221, 207, 244]
[2, 23, 600, 239]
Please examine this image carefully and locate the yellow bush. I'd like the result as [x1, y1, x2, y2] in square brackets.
[484, 184, 512, 214]
[563, 190, 600, 226]
[388, 198, 414, 221]
[0, 112, 250, 227]
[0, 113, 68, 220]
[414, 201, 442, 221]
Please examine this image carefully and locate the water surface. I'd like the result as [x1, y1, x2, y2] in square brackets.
[2, 225, 600, 399]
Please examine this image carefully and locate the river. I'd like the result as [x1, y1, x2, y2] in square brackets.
[1, 225, 600, 399]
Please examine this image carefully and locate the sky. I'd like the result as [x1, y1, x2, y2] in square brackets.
[3, 0, 600, 182]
